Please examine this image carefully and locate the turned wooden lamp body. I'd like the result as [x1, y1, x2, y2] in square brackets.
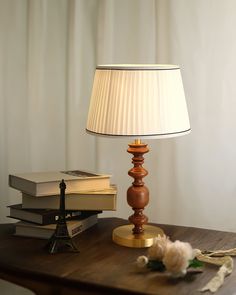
[127, 140, 149, 235]
[86, 64, 190, 247]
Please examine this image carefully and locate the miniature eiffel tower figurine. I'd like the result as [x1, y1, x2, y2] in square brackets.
[46, 179, 79, 254]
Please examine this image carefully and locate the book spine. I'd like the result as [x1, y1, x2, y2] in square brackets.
[15, 215, 98, 239]
[69, 215, 98, 237]
[22, 193, 117, 211]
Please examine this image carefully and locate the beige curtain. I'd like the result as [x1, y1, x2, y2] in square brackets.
[0, 0, 97, 221]
[96, 0, 236, 233]
[1, 0, 236, 234]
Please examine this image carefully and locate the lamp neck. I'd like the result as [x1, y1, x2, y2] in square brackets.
[134, 138, 141, 145]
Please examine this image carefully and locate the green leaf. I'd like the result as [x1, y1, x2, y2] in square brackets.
[188, 258, 204, 268]
[147, 260, 166, 272]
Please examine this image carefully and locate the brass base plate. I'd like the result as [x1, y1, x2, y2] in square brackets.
[112, 224, 164, 248]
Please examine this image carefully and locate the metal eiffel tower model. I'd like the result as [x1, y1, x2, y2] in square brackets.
[46, 179, 79, 254]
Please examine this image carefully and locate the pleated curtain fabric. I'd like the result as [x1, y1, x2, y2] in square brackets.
[86, 65, 191, 139]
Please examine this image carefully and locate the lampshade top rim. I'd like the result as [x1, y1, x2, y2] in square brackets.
[96, 64, 180, 71]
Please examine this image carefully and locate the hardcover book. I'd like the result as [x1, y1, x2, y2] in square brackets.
[14, 214, 98, 239]
[9, 170, 111, 196]
[21, 185, 117, 211]
[8, 204, 101, 225]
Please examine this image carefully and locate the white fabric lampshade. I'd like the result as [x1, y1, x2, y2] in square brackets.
[86, 64, 190, 139]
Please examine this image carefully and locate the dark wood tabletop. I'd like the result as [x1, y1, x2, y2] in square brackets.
[0, 217, 236, 295]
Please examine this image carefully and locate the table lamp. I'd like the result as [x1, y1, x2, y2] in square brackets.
[86, 64, 190, 248]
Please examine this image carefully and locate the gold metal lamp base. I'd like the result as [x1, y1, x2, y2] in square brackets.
[112, 224, 164, 248]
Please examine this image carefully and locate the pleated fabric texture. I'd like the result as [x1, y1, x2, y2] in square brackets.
[86, 65, 191, 139]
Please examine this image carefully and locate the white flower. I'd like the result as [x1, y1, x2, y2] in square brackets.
[148, 234, 171, 261]
[163, 240, 194, 277]
[136, 255, 149, 268]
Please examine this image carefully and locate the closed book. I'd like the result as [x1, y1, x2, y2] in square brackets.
[8, 204, 99, 225]
[22, 186, 117, 211]
[15, 214, 98, 239]
[9, 170, 111, 197]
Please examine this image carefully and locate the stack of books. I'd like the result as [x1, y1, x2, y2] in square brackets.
[8, 170, 117, 239]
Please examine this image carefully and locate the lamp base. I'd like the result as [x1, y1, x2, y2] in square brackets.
[112, 224, 164, 248]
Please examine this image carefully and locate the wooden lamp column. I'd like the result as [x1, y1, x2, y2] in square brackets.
[112, 139, 164, 248]
[127, 139, 149, 234]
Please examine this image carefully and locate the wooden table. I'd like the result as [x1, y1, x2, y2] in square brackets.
[0, 218, 236, 295]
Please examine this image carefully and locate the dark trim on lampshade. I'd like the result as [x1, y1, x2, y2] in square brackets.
[96, 65, 180, 71]
[86, 128, 191, 137]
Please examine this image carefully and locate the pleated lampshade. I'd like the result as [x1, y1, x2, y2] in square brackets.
[86, 64, 190, 139]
